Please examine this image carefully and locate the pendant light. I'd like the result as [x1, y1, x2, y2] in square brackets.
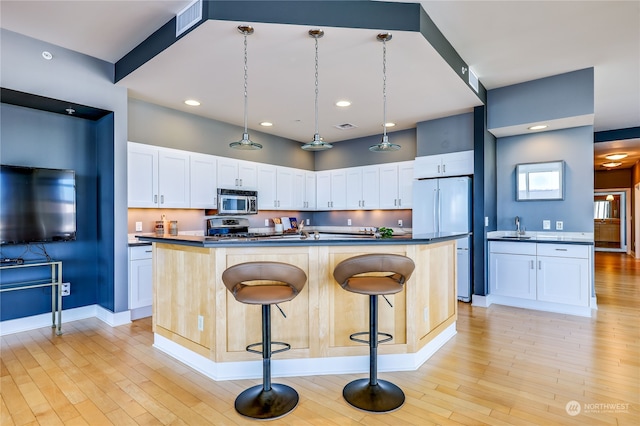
[302, 29, 333, 151]
[370, 33, 401, 152]
[230, 25, 262, 150]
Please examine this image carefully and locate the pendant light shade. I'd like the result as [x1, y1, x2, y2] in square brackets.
[302, 29, 333, 151]
[370, 33, 400, 152]
[230, 25, 262, 150]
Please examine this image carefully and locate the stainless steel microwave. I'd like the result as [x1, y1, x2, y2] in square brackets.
[217, 188, 258, 215]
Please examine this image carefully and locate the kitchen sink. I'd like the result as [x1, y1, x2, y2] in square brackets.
[500, 235, 532, 240]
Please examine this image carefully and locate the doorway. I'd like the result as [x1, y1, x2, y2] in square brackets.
[594, 190, 628, 252]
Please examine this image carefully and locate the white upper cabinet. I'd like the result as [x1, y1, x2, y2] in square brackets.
[303, 171, 317, 210]
[414, 150, 473, 179]
[316, 169, 346, 210]
[257, 165, 296, 210]
[189, 153, 217, 209]
[346, 166, 380, 210]
[217, 157, 258, 189]
[127, 142, 189, 208]
[379, 161, 414, 209]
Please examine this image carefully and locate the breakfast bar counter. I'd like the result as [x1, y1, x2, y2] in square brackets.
[137, 233, 464, 381]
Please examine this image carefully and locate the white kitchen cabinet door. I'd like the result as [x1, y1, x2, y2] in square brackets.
[489, 252, 537, 300]
[237, 160, 258, 189]
[292, 169, 306, 210]
[128, 142, 159, 208]
[129, 246, 153, 312]
[330, 169, 347, 210]
[316, 171, 332, 209]
[190, 153, 217, 209]
[257, 164, 278, 209]
[361, 165, 380, 209]
[275, 167, 295, 210]
[346, 168, 364, 210]
[537, 256, 589, 306]
[379, 164, 400, 209]
[158, 149, 190, 208]
[397, 161, 414, 208]
[216, 158, 258, 189]
[304, 171, 316, 210]
[414, 150, 473, 179]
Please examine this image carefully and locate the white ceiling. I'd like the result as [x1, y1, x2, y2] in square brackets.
[1, 0, 638, 167]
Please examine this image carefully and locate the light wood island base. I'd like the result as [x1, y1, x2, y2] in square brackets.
[151, 240, 458, 380]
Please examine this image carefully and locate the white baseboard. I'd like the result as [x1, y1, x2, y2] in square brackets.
[153, 322, 457, 381]
[0, 304, 132, 336]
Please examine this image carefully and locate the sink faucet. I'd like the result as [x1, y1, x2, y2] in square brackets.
[298, 222, 309, 239]
[515, 216, 521, 234]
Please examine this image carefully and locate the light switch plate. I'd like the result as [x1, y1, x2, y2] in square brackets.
[543, 220, 551, 230]
[484, 216, 489, 227]
[556, 221, 564, 230]
[135, 222, 142, 232]
[347, 219, 352, 226]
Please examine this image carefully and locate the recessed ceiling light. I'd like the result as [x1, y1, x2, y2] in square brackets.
[260, 121, 273, 127]
[602, 162, 622, 168]
[385, 122, 396, 127]
[336, 100, 351, 107]
[42, 51, 53, 60]
[184, 99, 200, 106]
[528, 124, 548, 130]
[605, 153, 628, 160]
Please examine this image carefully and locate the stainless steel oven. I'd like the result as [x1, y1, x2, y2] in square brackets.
[217, 188, 258, 215]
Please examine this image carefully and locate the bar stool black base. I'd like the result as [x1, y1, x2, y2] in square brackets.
[343, 378, 405, 413]
[235, 383, 299, 420]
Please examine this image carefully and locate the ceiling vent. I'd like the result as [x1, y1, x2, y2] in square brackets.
[334, 123, 358, 130]
[176, 0, 203, 37]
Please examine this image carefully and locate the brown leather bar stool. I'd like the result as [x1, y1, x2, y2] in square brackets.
[222, 261, 307, 420]
[333, 253, 415, 413]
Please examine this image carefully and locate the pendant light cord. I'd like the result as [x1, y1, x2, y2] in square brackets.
[243, 32, 249, 134]
[314, 35, 320, 135]
[382, 38, 387, 139]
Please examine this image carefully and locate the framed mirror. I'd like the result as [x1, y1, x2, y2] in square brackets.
[516, 160, 564, 201]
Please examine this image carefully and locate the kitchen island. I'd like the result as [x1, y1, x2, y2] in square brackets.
[137, 232, 465, 381]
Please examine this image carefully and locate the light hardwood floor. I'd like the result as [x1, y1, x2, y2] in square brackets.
[2, 252, 638, 425]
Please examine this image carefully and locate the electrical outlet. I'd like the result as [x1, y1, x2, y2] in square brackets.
[198, 315, 204, 331]
[484, 216, 489, 227]
[135, 221, 142, 232]
[264, 219, 269, 226]
[398, 219, 403, 227]
[61, 283, 70, 296]
[306, 219, 310, 226]
[347, 219, 352, 226]
[543, 220, 551, 230]
[556, 221, 564, 230]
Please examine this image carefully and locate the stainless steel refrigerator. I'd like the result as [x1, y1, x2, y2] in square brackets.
[412, 176, 472, 302]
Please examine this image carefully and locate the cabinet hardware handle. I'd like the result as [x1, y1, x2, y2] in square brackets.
[443, 164, 446, 173]
[438, 165, 441, 174]
[538, 260, 542, 270]
[398, 199, 401, 207]
[145, 250, 152, 253]
[530, 260, 534, 269]
[555, 248, 568, 251]
[394, 199, 397, 206]
[160, 195, 164, 204]
[239, 179, 243, 186]
[154, 195, 158, 203]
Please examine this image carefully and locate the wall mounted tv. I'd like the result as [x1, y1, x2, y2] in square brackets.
[0, 165, 76, 245]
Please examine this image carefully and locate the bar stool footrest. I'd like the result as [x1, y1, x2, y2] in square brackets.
[235, 383, 299, 420]
[246, 340, 291, 355]
[349, 331, 393, 345]
[343, 378, 405, 413]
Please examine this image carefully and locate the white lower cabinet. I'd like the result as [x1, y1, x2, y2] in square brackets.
[489, 241, 592, 314]
[129, 245, 153, 319]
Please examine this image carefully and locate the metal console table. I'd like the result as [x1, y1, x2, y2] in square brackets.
[0, 260, 63, 335]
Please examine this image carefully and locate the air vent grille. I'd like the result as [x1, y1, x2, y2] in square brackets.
[334, 123, 358, 130]
[176, 0, 202, 37]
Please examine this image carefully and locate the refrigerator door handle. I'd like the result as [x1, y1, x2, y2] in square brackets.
[437, 188, 442, 233]
[433, 189, 438, 232]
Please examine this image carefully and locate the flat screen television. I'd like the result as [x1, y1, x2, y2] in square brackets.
[0, 165, 77, 245]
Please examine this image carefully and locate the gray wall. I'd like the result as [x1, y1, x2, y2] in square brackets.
[416, 112, 473, 156]
[128, 98, 314, 170]
[1, 29, 129, 313]
[488, 68, 594, 130]
[496, 126, 594, 232]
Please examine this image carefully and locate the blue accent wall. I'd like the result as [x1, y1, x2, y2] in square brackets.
[0, 104, 101, 320]
[495, 126, 594, 232]
[416, 112, 473, 156]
